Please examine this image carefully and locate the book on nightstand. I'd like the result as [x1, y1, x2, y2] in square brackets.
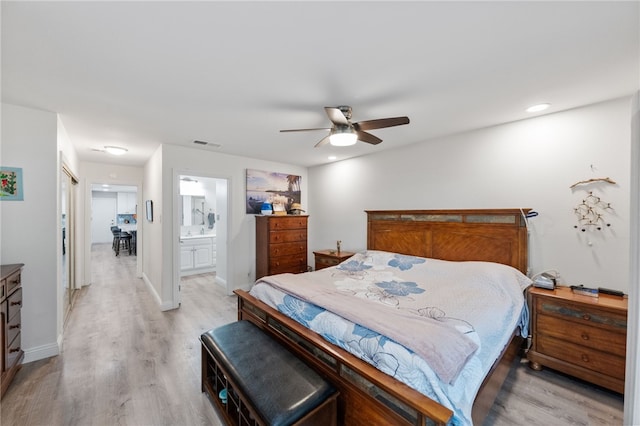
[570, 285, 599, 298]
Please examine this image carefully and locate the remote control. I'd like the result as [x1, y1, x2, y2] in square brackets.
[598, 287, 624, 297]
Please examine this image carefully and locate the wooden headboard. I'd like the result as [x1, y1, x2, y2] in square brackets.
[366, 209, 530, 274]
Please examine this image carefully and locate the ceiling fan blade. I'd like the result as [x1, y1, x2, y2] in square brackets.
[324, 107, 349, 125]
[353, 116, 410, 131]
[314, 135, 332, 147]
[356, 131, 383, 145]
[280, 127, 331, 133]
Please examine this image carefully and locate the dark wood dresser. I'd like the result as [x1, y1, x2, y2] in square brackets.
[1, 263, 24, 399]
[527, 286, 627, 393]
[313, 250, 355, 271]
[255, 215, 308, 280]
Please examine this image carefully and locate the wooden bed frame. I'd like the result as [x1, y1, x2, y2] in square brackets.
[235, 209, 530, 425]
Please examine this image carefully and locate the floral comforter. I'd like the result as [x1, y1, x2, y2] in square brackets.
[250, 250, 531, 425]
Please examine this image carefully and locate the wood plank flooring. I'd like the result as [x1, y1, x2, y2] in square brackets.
[0, 243, 624, 425]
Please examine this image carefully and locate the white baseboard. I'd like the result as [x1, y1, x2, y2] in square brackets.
[23, 341, 60, 363]
[215, 275, 226, 287]
[142, 272, 175, 311]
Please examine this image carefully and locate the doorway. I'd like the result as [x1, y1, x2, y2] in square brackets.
[89, 184, 139, 280]
[61, 164, 78, 324]
[174, 172, 229, 307]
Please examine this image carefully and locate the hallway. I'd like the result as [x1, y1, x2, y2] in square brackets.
[1, 243, 234, 425]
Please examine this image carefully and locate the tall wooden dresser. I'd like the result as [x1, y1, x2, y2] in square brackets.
[1, 263, 24, 399]
[527, 286, 627, 393]
[255, 215, 308, 280]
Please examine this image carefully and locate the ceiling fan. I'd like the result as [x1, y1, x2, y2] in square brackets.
[280, 106, 410, 147]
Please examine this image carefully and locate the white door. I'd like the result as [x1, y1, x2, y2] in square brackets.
[92, 196, 117, 243]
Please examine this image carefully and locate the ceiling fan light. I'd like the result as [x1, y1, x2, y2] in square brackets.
[104, 146, 128, 156]
[329, 132, 357, 147]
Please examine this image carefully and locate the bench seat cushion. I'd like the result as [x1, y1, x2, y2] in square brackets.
[201, 320, 335, 426]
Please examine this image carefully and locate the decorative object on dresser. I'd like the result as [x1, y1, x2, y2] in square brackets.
[313, 249, 355, 271]
[527, 286, 627, 393]
[255, 215, 308, 280]
[1, 263, 24, 399]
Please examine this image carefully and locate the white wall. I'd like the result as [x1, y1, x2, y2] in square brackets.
[1, 103, 60, 362]
[216, 178, 228, 286]
[309, 97, 631, 292]
[625, 91, 640, 425]
[142, 147, 164, 307]
[147, 144, 307, 309]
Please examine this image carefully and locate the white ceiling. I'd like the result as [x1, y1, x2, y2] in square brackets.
[2, 1, 638, 168]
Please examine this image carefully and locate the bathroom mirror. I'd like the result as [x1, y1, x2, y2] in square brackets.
[181, 195, 206, 226]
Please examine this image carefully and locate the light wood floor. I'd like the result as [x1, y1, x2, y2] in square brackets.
[1, 243, 624, 425]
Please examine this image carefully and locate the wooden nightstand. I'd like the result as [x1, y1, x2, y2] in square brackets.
[313, 250, 355, 271]
[527, 286, 627, 393]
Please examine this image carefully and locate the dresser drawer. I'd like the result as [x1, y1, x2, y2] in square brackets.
[6, 309, 20, 346]
[536, 314, 626, 357]
[6, 331, 21, 369]
[269, 230, 307, 244]
[269, 242, 306, 257]
[5, 270, 21, 294]
[268, 216, 308, 230]
[537, 334, 625, 379]
[6, 287, 22, 321]
[535, 298, 626, 331]
[270, 256, 307, 274]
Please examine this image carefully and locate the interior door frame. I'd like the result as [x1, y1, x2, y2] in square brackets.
[61, 162, 78, 326]
[172, 169, 231, 307]
[84, 180, 142, 286]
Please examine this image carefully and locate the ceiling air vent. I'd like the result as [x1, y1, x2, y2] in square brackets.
[193, 140, 221, 148]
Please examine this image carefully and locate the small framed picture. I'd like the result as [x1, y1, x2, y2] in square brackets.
[145, 200, 153, 222]
[0, 167, 24, 201]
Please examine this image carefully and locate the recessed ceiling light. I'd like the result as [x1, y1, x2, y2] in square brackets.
[104, 146, 128, 156]
[328, 156, 337, 161]
[102, 184, 109, 187]
[526, 103, 551, 113]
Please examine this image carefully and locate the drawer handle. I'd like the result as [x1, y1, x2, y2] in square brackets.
[9, 324, 20, 330]
[9, 347, 21, 353]
[10, 300, 22, 307]
[581, 333, 589, 340]
[581, 354, 590, 362]
[582, 314, 591, 321]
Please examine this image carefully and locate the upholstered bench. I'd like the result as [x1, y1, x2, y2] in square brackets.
[201, 320, 338, 426]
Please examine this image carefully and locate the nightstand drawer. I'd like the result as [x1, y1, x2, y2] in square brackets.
[537, 314, 626, 357]
[316, 256, 342, 267]
[535, 298, 626, 331]
[537, 334, 625, 379]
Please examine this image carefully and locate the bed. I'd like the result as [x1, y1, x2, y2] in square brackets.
[235, 209, 531, 425]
